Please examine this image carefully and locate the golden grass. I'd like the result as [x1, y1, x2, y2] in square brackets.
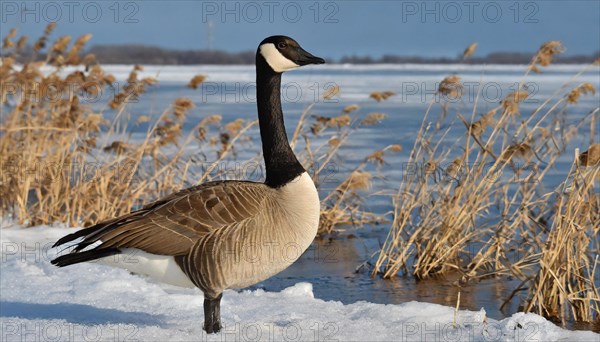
[370, 40, 599, 323]
[0, 25, 383, 233]
[521, 155, 599, 323]
[462, 43, 477, 60]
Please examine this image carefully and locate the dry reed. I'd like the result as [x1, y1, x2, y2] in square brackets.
[371, 39, 599, 324]
[0, 25, 385, 235]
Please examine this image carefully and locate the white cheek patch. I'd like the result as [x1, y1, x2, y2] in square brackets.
[259, 43, 299, 72]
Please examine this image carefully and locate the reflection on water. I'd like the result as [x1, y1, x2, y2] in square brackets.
[249, 230, 599, 333]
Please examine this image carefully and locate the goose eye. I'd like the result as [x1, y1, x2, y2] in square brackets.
[277, 42, 287, 49]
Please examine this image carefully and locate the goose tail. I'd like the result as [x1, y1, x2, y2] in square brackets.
[51, 248, 121, 267]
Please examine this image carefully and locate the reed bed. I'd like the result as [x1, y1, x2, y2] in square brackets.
[0, 25, 383, 232]
[1, 26, 598, 324]
[371, 42, 599, 324]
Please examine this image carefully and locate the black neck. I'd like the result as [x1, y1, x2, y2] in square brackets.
[256, 54, 305, 188]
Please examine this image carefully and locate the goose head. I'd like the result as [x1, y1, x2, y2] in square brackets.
[258, 36, 325, 73]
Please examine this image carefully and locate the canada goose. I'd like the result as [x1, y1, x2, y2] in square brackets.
[51, 35, 325, 334]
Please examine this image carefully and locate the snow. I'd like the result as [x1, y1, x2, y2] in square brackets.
[1, 225, 598, 342]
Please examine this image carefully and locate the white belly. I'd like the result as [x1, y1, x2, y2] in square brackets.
[96, 248, 195, 288]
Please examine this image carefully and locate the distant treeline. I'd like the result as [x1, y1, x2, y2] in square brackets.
[9, 44, 599, 65]
[86, 45, 256, 65]
[339, 52, 600, 64]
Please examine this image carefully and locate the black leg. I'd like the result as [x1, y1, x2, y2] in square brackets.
[203, 293, 223, 334]
[203, 297, 214, 333]
[211, 294, 222, 332]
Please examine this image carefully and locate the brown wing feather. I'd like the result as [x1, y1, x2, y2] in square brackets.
[56, 180, 269, 257]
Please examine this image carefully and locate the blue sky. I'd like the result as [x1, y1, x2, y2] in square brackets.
[2, 1, 599, 58]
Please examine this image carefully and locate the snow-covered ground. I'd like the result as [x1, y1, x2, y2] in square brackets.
[1, 225, 598, 342]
